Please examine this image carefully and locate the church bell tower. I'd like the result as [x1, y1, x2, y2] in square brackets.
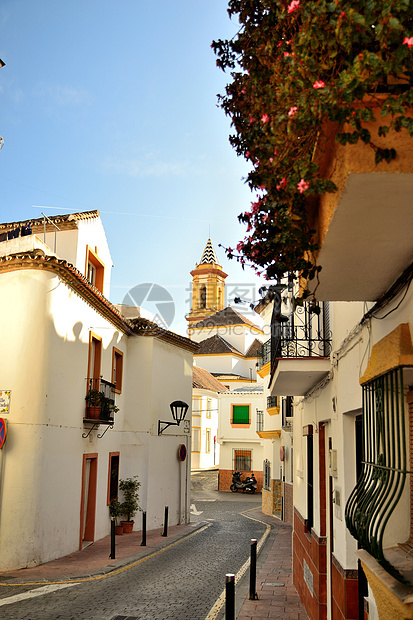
[186, 239, 228, 329]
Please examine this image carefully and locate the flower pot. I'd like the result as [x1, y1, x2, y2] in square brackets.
[86, 405, 101, 420]
[115, 525, 124, 535]
[120, 521, 134, 533]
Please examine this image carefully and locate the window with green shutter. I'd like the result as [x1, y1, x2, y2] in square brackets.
[232, 404, 250, 424]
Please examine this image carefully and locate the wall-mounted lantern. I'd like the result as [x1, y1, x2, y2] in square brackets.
[158, 401, 189, 435]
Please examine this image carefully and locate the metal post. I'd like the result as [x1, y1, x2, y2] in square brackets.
[249, 539, 259, 600]
[109, 517, 116, 559]
[225, 574, 235, 620]
[141, 511, 147, 546]
[161, 505, 168, 537]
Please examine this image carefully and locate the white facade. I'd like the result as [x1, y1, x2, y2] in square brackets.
[0, 212, 196, 571]
[191, 390, 220, 469]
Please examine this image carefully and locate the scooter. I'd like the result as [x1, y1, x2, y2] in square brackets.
[230, 471, 257, 493]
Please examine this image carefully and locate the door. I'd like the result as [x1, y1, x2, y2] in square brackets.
[80, 454, 98, 549]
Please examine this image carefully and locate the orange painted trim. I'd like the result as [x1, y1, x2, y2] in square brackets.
[79, 453, 98, 550]
[231, 403, 251, 426]
[267, 406, 280, 416]
[257, 430, 281, 439]
[257, 362, 270, 378]
[87, 332, 102, 395]
[107, 451, 120, 505]
[85, 244, 105, 293]
[111, 347, 123, 394]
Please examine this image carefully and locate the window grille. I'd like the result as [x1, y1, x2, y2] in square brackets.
[263, 459, 271, 490]
[256, 410, 264, 432]
[345, 367, 408, 578]
[234, 449, 252, 471]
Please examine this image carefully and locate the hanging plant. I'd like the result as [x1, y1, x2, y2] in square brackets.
[212, 0, 413, 287]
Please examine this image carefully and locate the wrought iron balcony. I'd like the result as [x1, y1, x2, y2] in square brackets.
[257, 339, 271, 371]
[84, 377, 118, 438]
[273, 303, 331, 360]
[269, 302, 332, 396]
[267, 396, 279, 409]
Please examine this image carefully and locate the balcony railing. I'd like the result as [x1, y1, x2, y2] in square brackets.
[256, 410, 264, 432]
[85, 377, 117, 426]
[267, 396, 279, 409]
[257, 339, 271, 370]
[272, 302, 331, 361]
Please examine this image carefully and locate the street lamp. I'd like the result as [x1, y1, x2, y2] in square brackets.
[158, 401, 189, 435]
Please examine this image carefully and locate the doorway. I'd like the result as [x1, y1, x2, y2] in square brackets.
[80, 454, 98, 549]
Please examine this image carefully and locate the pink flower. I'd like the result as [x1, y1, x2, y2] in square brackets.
[297, 179, 309, 193]
[249, 116, 254, 123]
[276, 177, 287, 190]
[340, 11, 346, 18]
[269, 157, 274, 163]
[274, 149, 278, 156]
[403, 36, 413, 47]
[245, 151, 250, 158]
[288, 106, 298, 117]
[287, 0, 300, 13]
[313, 80, 325, 89]
[284, 52, 291, 57]
[262, 113, 270, 123]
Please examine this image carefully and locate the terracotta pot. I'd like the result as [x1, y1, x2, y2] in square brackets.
[120, 521, 134, 533]
[86, 405, 101, 420]
[115, 525, 124, 535]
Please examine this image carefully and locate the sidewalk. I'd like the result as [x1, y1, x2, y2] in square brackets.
[0, 521, 204, 585]
[234, 509, 308, 620]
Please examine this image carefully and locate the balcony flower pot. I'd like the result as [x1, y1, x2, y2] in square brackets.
[115, 524, 124, 535]
[86, 405, 101, 420]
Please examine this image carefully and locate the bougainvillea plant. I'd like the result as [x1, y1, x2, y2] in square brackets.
[212, 0, 413, 287]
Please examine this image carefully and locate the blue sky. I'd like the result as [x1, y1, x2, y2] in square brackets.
[0, 0, 266, 335]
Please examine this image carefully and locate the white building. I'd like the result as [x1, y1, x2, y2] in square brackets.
[191, 366, 224, 469]
[0, 211, 197, 571]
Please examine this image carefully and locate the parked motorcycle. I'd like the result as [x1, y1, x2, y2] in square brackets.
[230, 471, 257, 493]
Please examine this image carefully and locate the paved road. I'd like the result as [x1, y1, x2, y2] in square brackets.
[0, 471, 266, 619]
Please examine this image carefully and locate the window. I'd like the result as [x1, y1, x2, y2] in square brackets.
[192, 427, 201, 452]
[232, 404, 250, 425]
[192, 396, 201, 417]
[88, 332, 102, 391]
[263, 459, 271, 491]
[107, 452, 120, 504]
[206, 429, 211, 453]
[206, 398, 212, 418]
[112, 348, 123, 394]
[256, 410, 264, 432]
[199, 285, 207, 309]
[234, 449, 252, 471]
[85, 245, 105, 294]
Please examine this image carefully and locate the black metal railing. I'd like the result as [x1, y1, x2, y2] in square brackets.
[257, 339, 271, 370]
[256, 410, 264, 432]
[85, 377, 117, 423]
[271, 302, 331, 361]
[345, 367, 408, 581]
[267, 396, 279, 410]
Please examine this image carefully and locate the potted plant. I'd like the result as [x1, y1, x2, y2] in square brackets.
[100, 395, 119, 421]
[109, 499, 124, 535]
[85, 389, 103, 420]
[119, 476, 142, 533]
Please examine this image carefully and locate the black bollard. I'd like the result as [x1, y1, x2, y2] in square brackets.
[161, 506, 168, 537]
[249, 538, 259, 600]
[225, 574, 235, 619]
[109, 517, 116, 559]
[141, 511, 147, 546]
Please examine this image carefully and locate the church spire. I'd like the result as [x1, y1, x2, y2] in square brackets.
[200, 239, 218, 265]
[186, 239, 228, 333]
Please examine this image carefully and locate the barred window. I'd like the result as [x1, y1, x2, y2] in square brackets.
[234, 449, 252, 471]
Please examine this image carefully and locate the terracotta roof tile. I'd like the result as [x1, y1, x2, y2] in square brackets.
[191, 306, 262, 331]
[196, 334, 243, 356]
[245, 338, 263, 358]
[193, 366, 226, 392]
